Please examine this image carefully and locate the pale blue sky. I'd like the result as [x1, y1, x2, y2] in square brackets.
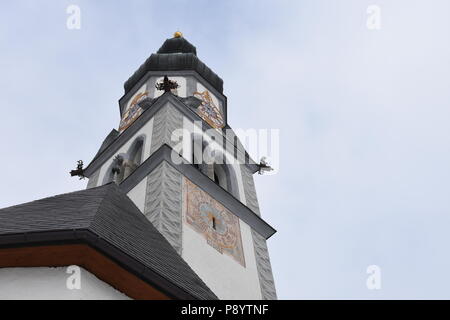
[1, 0, 450, 299]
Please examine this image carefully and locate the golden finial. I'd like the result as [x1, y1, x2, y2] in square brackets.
[174, 31, 183, 38]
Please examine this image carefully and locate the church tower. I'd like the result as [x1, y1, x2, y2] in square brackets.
[83, 33, 277, 300]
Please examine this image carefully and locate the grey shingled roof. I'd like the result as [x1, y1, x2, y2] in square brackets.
[157, 37, 197, 55]
[0, 183, 217, 300]
[124, 37, 223, 95]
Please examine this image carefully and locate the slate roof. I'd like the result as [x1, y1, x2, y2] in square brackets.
[157, 37, 197, 55]
[0, 183, 218, 300]
[124, 37, 224, 95]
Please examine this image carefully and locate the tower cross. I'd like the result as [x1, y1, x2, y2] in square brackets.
[155, 75, 179, 93]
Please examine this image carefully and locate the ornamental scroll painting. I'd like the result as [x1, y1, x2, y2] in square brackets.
[193, 90, 225, 129]
[184, 178, 245, 267]
[119, 90, 148, 132]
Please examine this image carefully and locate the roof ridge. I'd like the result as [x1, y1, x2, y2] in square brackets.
[0, 183, 115, 213]
[85, 183, 117, 229]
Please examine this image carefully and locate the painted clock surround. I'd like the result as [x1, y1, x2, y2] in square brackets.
[183, 177, 246, 267]
[118, 71, 227, 130]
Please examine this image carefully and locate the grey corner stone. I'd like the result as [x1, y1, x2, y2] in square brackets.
[144, 161, 183, 255]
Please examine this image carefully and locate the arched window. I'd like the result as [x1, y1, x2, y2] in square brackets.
[102, 136, 145, 185]
[103, 154, 126, 185]
[192, 132, 203, 171]
[213, 163, 229, 190]
[214, 172, 219, 184]
[189, 134, 240, 199]
[122, 138, 144, 179]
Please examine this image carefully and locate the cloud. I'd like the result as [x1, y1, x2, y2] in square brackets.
[1, 0, 450, 299]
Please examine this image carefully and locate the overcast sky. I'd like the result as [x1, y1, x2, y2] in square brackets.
[1, 0, 450, 299]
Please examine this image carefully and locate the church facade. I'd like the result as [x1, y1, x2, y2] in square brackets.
[0, 33, 277, 300]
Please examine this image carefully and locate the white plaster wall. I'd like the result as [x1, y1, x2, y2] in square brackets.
[127, 177, 148, 213]
[96, 117, 154, 186]
[181, 217, 262, 300]
[0, 267, 130, 300]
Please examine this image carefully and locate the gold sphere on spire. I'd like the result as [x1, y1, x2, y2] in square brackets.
[174, 31, 183, 38]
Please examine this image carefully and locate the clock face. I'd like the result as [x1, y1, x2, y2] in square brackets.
[193, 90, 225, 129]
[119, 91, 148, 132]
[183, 178, 245, 267]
